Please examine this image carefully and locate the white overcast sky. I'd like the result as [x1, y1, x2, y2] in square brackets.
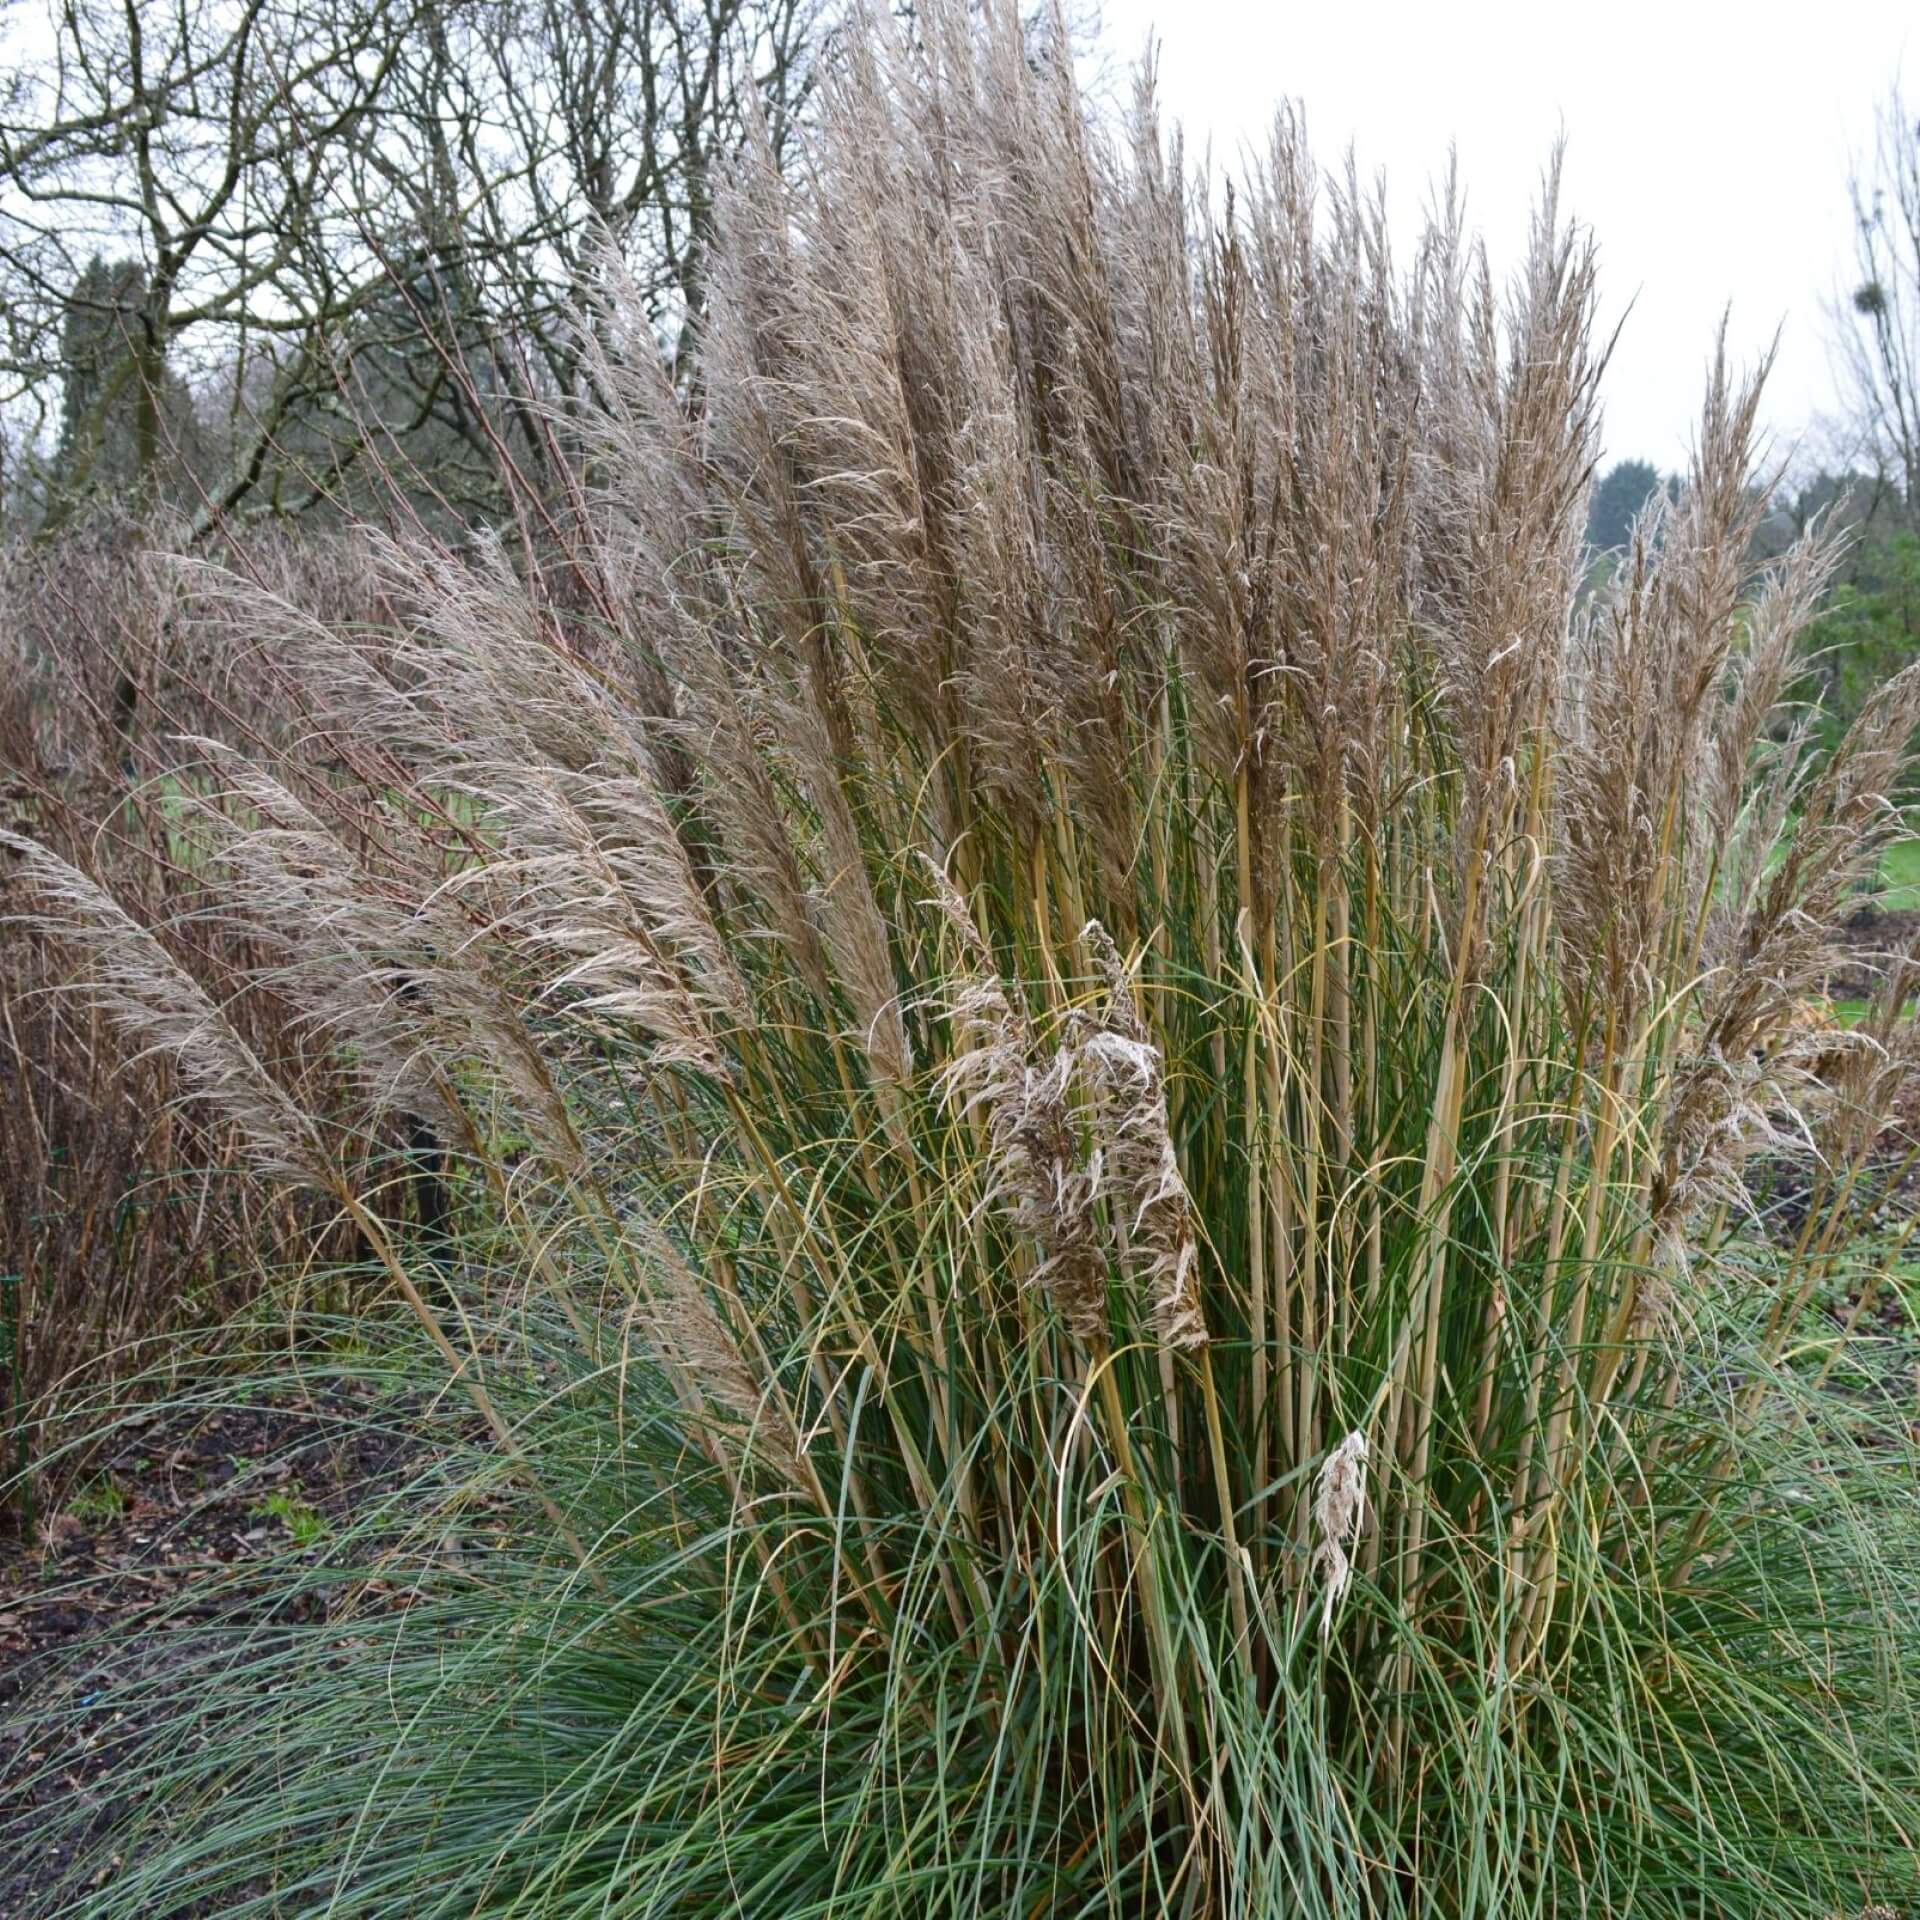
[1095, 0, 1915, 477]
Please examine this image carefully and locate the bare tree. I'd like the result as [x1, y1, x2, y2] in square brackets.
[0, 0, 417, 521]
[0, 0, 821, 531]
[1834, 83, 1920, 522]
[316, 0, 820, 499]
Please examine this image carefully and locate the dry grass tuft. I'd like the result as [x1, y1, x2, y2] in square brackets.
[10, 6, 1920, 1914]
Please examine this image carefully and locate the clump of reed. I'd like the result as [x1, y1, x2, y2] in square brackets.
[0, 516, 421, 1523]
[10, 5, 1920, 1913]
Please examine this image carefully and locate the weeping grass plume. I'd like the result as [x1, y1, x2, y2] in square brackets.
[10, 3, 1920, 1913]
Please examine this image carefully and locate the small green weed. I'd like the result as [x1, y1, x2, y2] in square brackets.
[64, 1478, 126, 1524]
[259, 1490, 327, 1547]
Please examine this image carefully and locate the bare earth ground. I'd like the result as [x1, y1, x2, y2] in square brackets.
[0, 1383, 425, 1917]
[1825, 904, 1920, 1000]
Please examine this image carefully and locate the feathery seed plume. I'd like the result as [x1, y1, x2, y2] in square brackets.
[1080, 921, 1208, 1350]
[928, 858, 1108, 1342]
[1313, 1429, 1370, 1642]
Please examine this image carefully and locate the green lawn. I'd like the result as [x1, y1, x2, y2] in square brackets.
[1880, 833, 1920, 911]
[1818, 831, 1920, 1024]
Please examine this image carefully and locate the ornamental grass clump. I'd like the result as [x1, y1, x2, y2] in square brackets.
[10, 4, 1920, 1914]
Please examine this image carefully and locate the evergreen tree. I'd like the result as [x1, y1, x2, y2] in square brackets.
[1586, 457, 1666, 552]
[51, 255, 201, 509]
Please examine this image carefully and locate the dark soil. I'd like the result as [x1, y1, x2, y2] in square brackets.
[0, 1383, 426, 1918]
[1824, 904, 1920, 999]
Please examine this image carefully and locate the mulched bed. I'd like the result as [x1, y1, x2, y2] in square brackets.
[0, 1382, 428, 1917]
